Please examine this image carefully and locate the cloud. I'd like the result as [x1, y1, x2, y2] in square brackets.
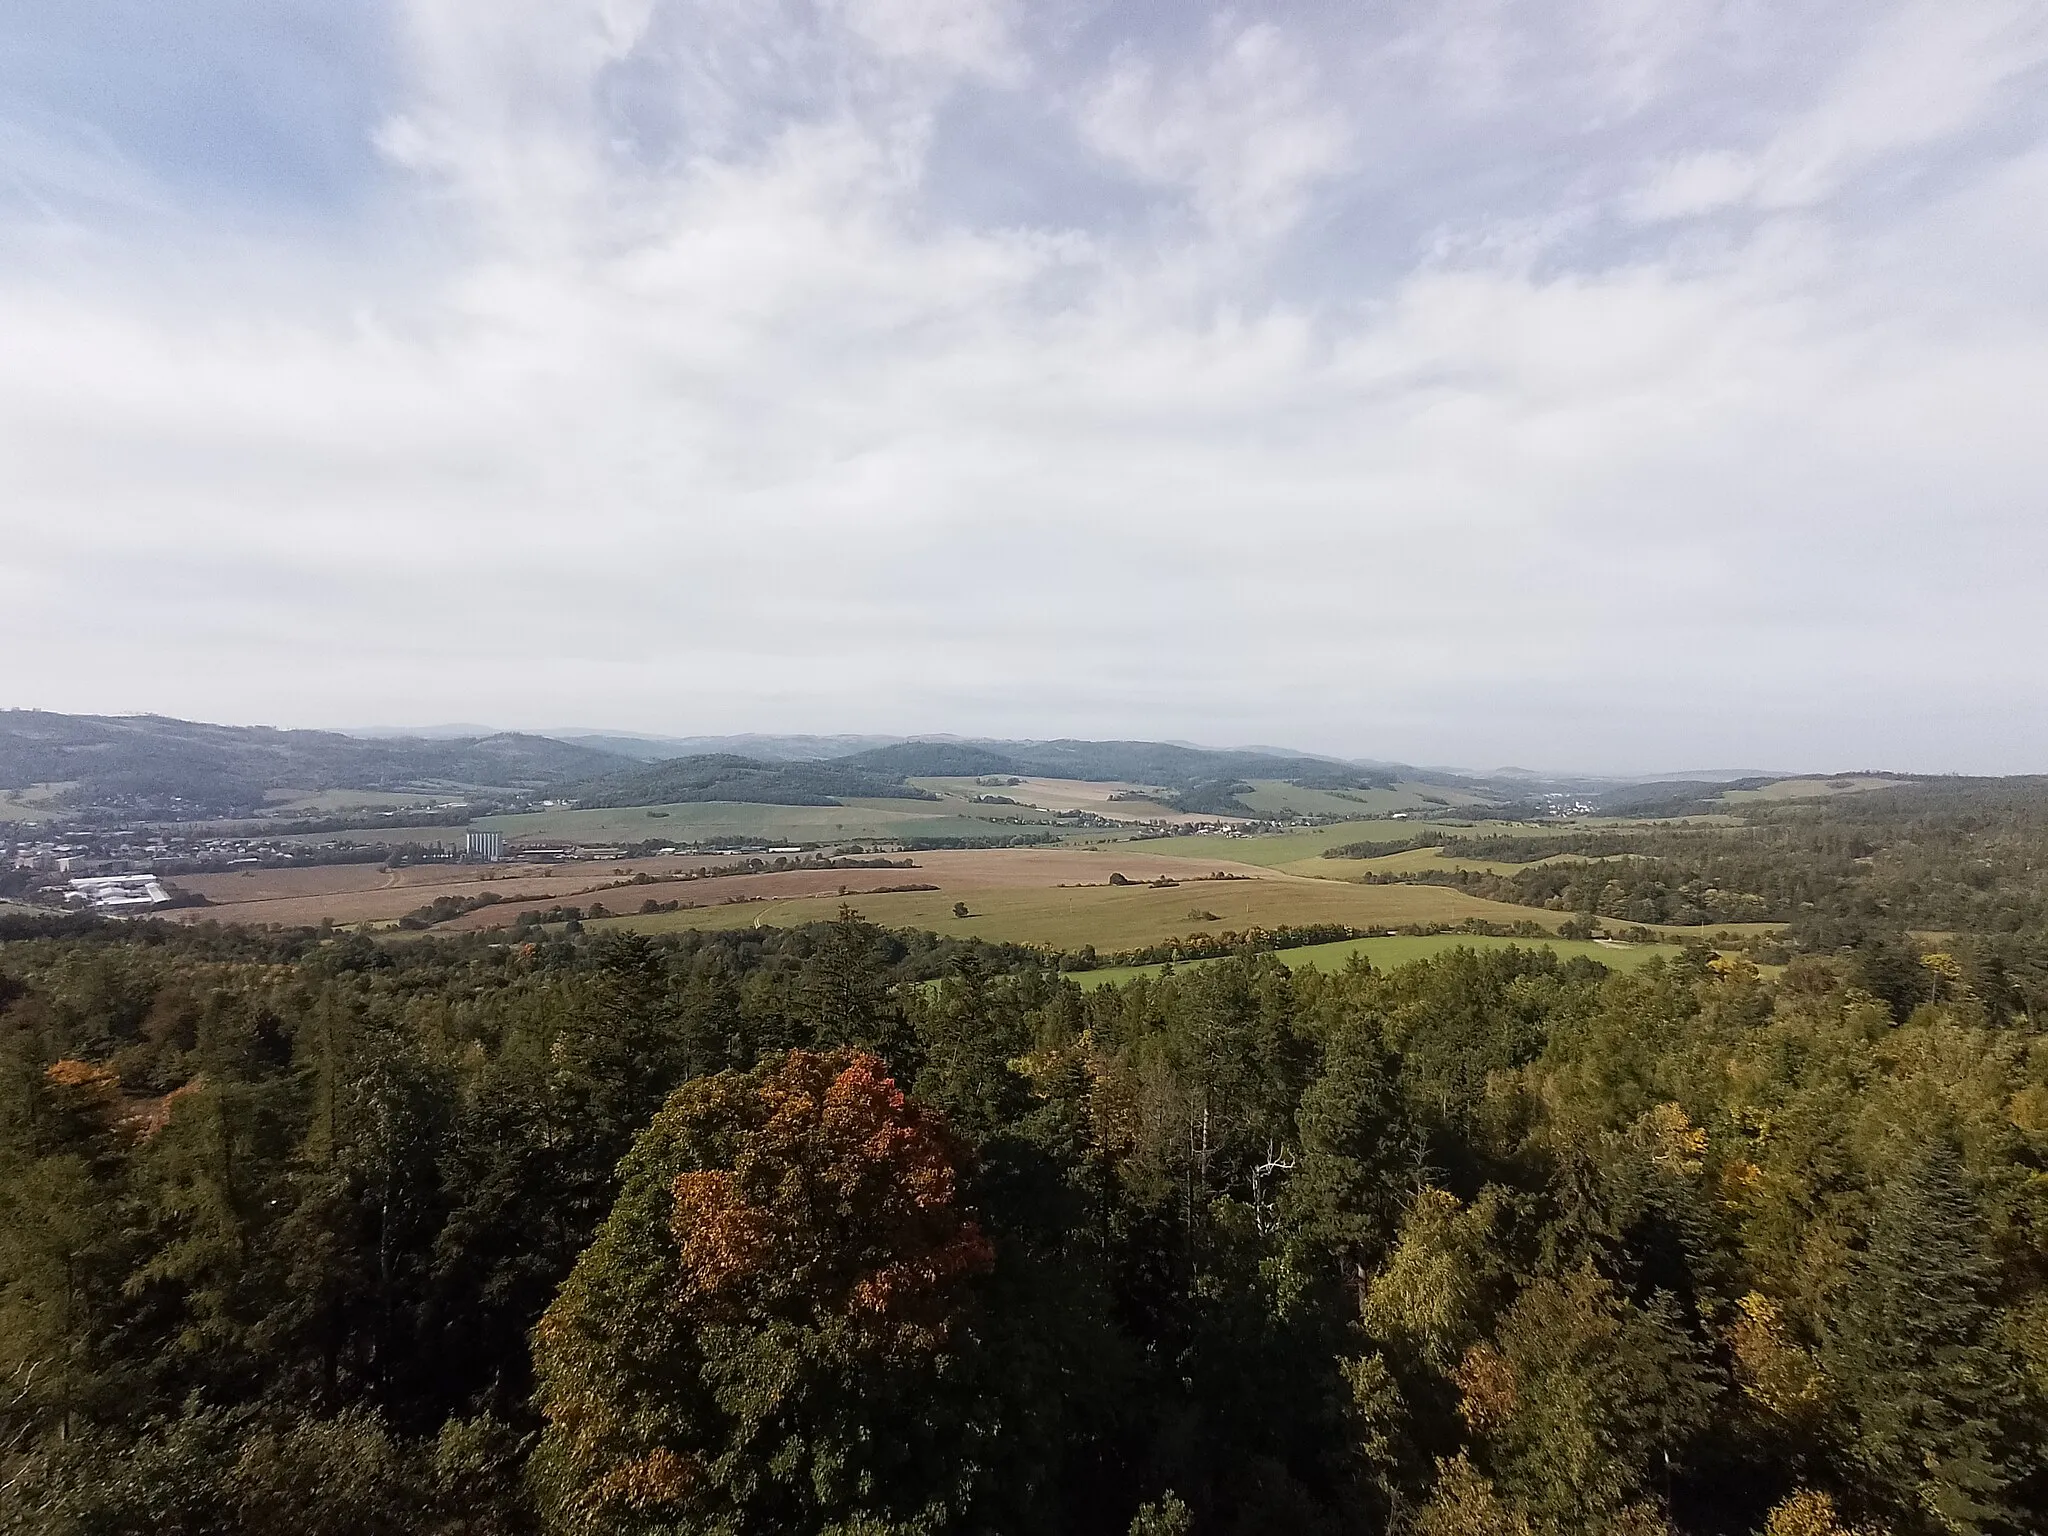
[1631, 0, 2048, 219]
[1079, 21, 1351, 240]
[1, 1, 2046, 771]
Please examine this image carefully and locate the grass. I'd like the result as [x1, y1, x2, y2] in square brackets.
[1109, 820, 1422, 868]
[1719, 777, 1908, 804]
[1120, 818, 1607, 874]
[0, 783, 73, 825]
[262, 788, 460, 814]
[1068, 932, 1688, 987]
[1229, 780, 1490, 818]
[1314, 845, 1596, 879]
[461, 800, 1076, 846]
[598, 876, 1567, 953]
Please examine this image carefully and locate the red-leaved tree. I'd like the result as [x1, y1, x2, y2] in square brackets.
[533, 1049, 993, 1536]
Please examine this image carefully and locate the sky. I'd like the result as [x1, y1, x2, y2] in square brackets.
[4, 1, 2047, 774]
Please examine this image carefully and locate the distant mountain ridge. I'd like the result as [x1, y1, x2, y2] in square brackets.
[0, 711, 631, 818]
[8, 710, 1874, 826]
[828, 738, 1386, 789]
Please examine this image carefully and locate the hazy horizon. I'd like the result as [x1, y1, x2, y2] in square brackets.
[6, 2, 2047, 771]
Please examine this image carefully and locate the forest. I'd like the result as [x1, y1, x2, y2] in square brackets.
[2, 892, 2043, 1536]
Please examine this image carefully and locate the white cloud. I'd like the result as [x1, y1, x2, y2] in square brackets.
[1632, 0, 2048, 219]
[1080, 21, 1351, 240]
[1, 1, 2047, 770]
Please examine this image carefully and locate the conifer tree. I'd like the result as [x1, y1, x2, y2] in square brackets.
[1821, 1137, 2029, 1534]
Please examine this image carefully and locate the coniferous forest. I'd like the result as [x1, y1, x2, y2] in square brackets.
[2, 903, 2044, 1536]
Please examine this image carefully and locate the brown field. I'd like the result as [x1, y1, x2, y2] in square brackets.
[167, 855, 736, 928]
[163, 847, 1263, 933]
[435, 848, 1280, 932]
[157, 842, 1770, 953]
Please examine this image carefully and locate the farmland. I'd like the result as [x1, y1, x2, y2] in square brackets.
[1717, 775, 1910, 803]
[167, 854, 735, 928]
[599, 868, 1566, 953]
[1070, 931, 1688, 987]
[1121, 817, 1598, 875]
[164, 846, 1273, 933]
[1226, 779, 1491, 818]
[910, 776, 1210, 823]
[456, 798, 1074, 845]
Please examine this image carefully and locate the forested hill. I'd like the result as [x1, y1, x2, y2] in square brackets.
[557, 753, 940, 807]
[830, 737, 1401, 789]
[0, 711, 629, 818]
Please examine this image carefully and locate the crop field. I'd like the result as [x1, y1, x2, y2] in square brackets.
[1071, 932, 1687, 987]
[165, 855, 735, 928]
[151, 835, 1778, 953]
[260, 788, 461, 814]
[1227, 780, 1491, 818]
[1312, 844, 1596, 879]
[909, 777, 1206, 824]
[1120, 818, 1599, 873]
[278, 824, 472, 849]
[458, 799, 1077, 846]
[1113, 820, 1421, 868]
[1718, 776, 1909, 804]
[163, 846, 1270, 934]
[600, 873, 1566, 953]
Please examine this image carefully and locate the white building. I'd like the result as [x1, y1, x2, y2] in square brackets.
[465, 830, 504, 862]
[67, 875, 170, 911]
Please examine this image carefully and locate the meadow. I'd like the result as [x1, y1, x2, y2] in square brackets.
[464, 798, 1072, 845]
[1118, 817, 1597, 873]
[1717, 776, 1909, 803]
[1068, 931, 1688, 986]
[1226, 779, 1491, 818]
[0, 783, 70, 824]
[599, 870, 1567, 953]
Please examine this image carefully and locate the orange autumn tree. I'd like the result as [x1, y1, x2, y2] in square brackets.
[532, 1049, 995, 1536]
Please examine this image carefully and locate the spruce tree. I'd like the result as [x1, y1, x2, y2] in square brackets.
[1822, 1137, 2029, 1534]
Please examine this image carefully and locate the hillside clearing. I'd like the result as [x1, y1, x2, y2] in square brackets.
[1070, 932, 1688, 987]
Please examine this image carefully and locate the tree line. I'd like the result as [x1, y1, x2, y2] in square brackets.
[0, 910, 2043, 1534]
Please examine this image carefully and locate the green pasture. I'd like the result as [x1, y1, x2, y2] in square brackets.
[599, 874, 1568, 954]
[1119, 818, 1605, 873]
[262, 788, 458, 814]
[1069, 932, 1686, 988]
[467, 799, 1076, 847]
[1228, 780, 1491, 819]
[0, 783, 73, 824]
[1318, 844, 1600, 879]
[1719, 777, 1908, 804]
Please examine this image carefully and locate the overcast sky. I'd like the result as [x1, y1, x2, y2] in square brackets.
[4, 1, 2047, 773]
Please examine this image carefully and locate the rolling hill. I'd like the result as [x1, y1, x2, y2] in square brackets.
[0, 711, 632, 819]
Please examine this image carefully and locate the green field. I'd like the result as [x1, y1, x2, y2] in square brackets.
[1718, 777, 1908, 804]
[460, 799, 1075, 846]
[1318, 844, 1599, 879]
[1070, 932, 1685, 987]
[0, 783, 72, 824]
[599, 874, 1567, 953]
[0, 795, 49, 825]
[1107, 820, 1423, 868]
[1117, 818, 1601, 872]
[1228, 780, 1491, 818]
[262, 788, 461, 814]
